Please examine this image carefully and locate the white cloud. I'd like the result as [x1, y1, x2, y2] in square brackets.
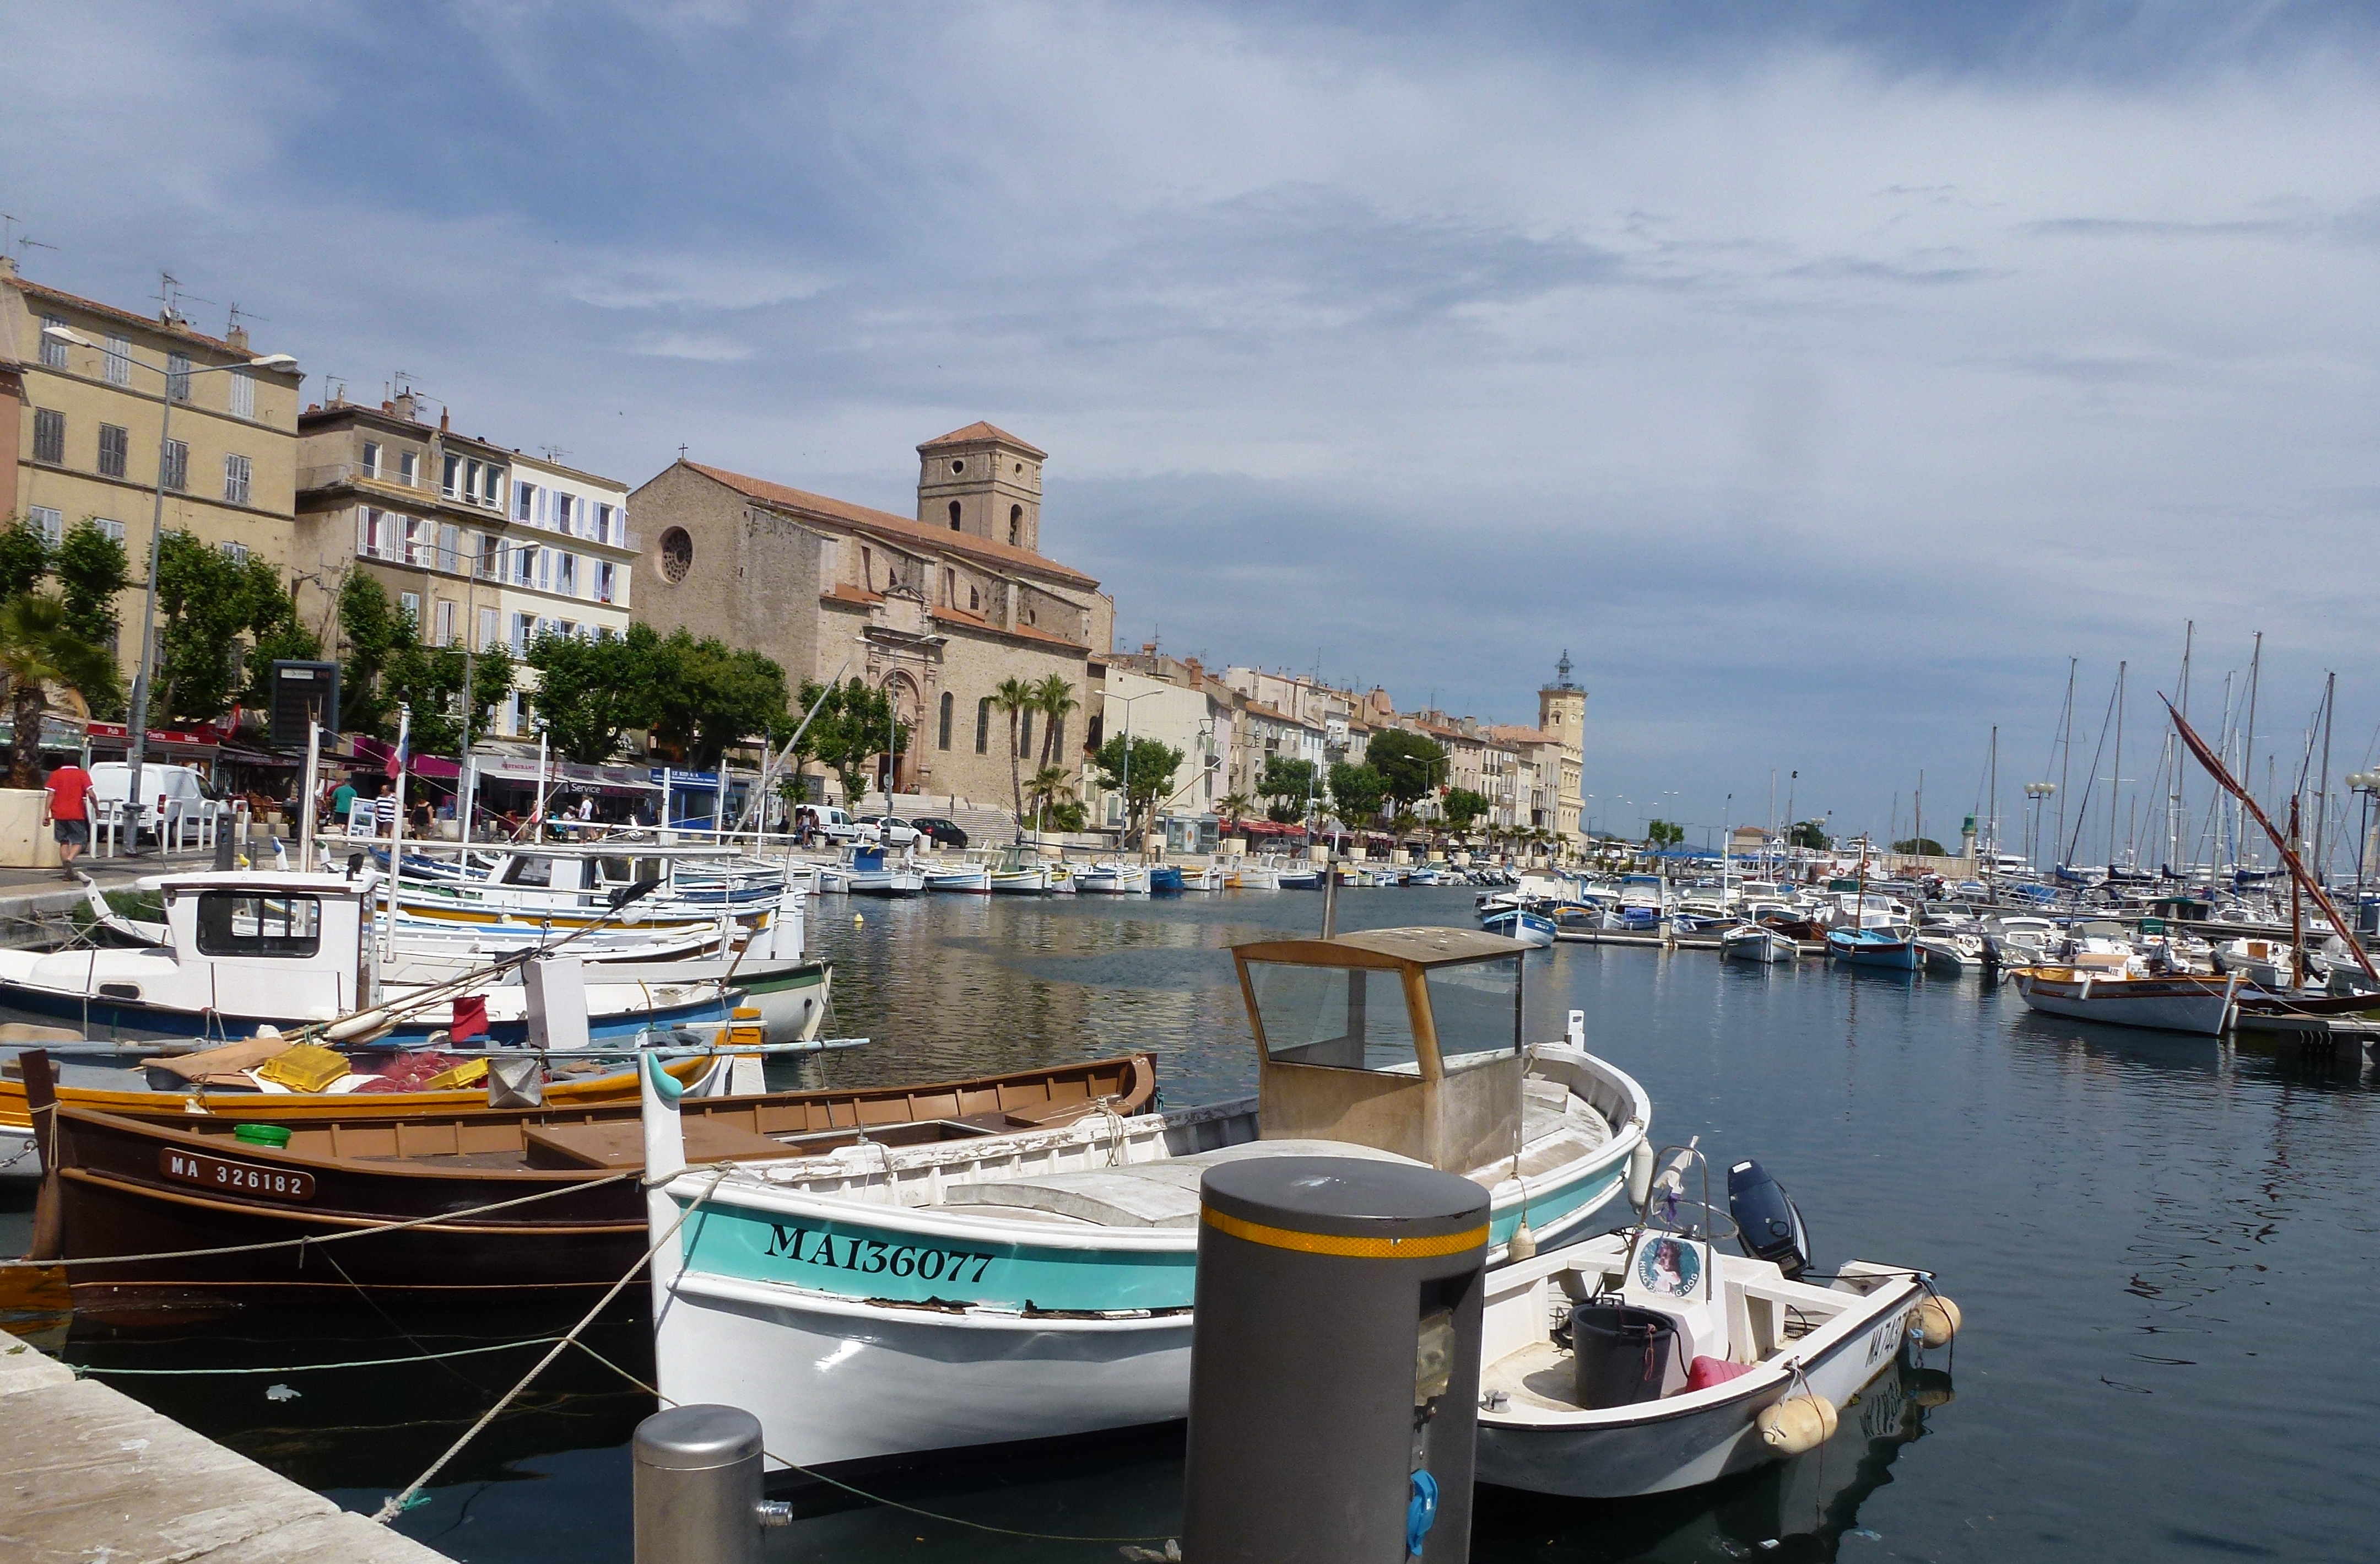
[4, 0, 2376, 839]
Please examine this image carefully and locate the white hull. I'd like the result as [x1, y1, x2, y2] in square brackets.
[1719, 929, 1796, 964]
[654, 1273, 1193, 1470]
[1475, 1241, 1928, 1498]
[2012, 969, 2238, 1036]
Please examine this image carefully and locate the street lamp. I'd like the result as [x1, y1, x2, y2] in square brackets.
[41, 324, 298, 853]
[2346, 772, 2380, 929]
[2024, 781, 2057, 874]
[1110, 688, 1166, 855]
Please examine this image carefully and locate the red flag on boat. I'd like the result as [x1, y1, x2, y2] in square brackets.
[450, 996, 488, 1042]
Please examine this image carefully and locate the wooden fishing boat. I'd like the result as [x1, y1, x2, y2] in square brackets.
[20, 1052, 1156, 1314]
[2009, 967, 2240, 1035]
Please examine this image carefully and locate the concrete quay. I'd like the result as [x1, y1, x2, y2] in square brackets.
[0, 1339, 448, 1563]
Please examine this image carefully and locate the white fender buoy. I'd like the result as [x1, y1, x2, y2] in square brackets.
[1506, 1220, 1537, 1260]
[1911, 1296, 1962, 1349]
[1756, 1393, 1838, 1457]
[1627, 1139, 1656, 1210]
[853, 913, 864, 925]
[323, 1008, 393, 1043]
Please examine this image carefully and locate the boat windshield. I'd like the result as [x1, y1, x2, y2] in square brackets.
[1246, 963, 1421, 1073]
[1425, 957, 1524, 1066]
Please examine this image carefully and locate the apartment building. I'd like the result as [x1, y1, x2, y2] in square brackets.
[1084, 658, 1235, 838]
[1, 257, 302, 676]
[294, 394, 635, 736]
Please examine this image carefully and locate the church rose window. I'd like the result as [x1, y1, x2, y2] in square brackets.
[658, 527, 693, 582]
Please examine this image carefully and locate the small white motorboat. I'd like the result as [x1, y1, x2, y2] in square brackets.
[922, 862, 992, 894]
[1914, 933, 1986, 974]
[1076, 862, 1150, 894]
[1719, 924, 1797, 964]
[1474, 1146, 1954, 1498]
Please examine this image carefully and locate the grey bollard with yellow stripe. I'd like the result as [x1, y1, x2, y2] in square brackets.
[1182, 1156, 1489, 1563]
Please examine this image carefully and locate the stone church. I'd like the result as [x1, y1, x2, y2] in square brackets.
[628, 423, 1113, 809]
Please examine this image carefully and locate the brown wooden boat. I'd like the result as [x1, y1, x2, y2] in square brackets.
[21, 1052, 1156, 1314]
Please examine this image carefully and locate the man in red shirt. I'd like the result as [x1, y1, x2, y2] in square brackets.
[44, 759, 94, 880]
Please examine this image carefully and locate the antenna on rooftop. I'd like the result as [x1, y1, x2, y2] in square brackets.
[225, 301, 269, 336]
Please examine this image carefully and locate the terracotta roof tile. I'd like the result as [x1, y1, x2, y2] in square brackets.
[821, 583, 884, 608]
[918, 421, 1047, 458]
[13, 277, 257, 360]
[929, 605, 1088, 651]
[682, 461, 1094, 588]
[1486, 724, 1556, 746]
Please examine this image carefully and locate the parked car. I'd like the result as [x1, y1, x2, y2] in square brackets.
[910, 816, 970, 850]
[87, 762, 221, 843]
[809, 806, 863, 844]
[856, 815, 920, 848]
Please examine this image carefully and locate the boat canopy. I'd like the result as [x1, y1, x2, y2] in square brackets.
[1231, 926, 1529, 1175]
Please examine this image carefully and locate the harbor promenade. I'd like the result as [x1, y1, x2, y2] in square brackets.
[0, 1338, 448, 1563]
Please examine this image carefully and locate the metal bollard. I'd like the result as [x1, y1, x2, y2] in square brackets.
[632, 1404, 792, 1564]
[1182, 1155, 1489, 1563]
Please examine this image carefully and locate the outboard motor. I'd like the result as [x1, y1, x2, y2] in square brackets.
[1727, 1158, 1812, 1280]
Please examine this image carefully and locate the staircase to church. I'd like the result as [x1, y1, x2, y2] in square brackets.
[864, 792, 1020, 846]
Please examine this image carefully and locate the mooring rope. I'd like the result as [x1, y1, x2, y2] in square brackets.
[369, 1162, 734, 1525]
[0, 1172, 639, 1270]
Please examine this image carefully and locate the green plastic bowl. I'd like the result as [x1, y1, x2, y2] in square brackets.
[232, 1122, 293, 1149]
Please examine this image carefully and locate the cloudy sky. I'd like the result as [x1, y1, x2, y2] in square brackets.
[7, 2, 2376, 855]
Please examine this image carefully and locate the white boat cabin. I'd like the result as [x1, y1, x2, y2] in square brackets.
[0, 872, 376, 1022]
[1232, 926, 1533, 1175]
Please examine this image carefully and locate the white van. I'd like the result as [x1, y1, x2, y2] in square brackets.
[88, 762, 220, 841]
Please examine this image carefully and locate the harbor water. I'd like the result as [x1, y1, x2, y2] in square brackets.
[7, 884, 2378, 1562]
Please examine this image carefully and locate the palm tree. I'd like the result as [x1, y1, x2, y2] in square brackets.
[0, 593, 115, 789]
[992, 677, 1034, 837]
[1032, 673, 1079, 771]
[1221, 792, 1252, 833]
[1026, 764, 1072, 830]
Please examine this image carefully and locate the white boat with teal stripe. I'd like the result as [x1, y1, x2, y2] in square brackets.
[642, 926, 1654, 1474]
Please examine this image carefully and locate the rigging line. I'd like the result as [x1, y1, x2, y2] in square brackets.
[72, 1336, 571, 1376]
[2063, 677, 2119, 870]
[560, 1341, 1182, 1546]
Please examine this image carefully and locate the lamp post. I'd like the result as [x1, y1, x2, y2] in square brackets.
[2347, 772, 2379, 934]
[2024, 782, 2057, 876]
[1111, 688, 1164, 855]
[40, 325, 296, 854]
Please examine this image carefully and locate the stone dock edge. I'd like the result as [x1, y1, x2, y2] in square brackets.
[1, 1338, 450, 1563]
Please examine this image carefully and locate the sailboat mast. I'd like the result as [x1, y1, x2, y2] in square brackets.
[2317, 671, 2335, 886]
[2242, 632, 2263, 867]
[2174, 621, 2192, 873]
[1988, 725, 1998, 877]
[2057, 657, 2076, 869]
[2109, 661, 2125, 872]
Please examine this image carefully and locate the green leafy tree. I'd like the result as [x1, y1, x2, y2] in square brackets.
[386, 638, 515, 758]
[1644, 818, 1686, 848]
[1789, 818, 1831, 850]
[992, 677, 1034, 828]
[336, 570, 407, 738]
[804, 678, 904, 809]
[1026, 763, 1077, 832]
[1327, 761, 1389, 830]
[1388, 808, 1421, 840]
[1365, 729, 1445, 808]
[528, 625, 655, 763]
[53, 521, 128, 719]
[152, 537, 306, 724]
[1441, 787, 1491, 834]
[643, 629, 789, 772]
[1220, 791, 1252, 830]
[1257, 755, 1315, 824]
[1892, 836, 1946, 857]
[0, 593, 115, 787]
[1093, 734, 1183, 848]
[0, 521, 51, 602]
[235, 559, 318, 714]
